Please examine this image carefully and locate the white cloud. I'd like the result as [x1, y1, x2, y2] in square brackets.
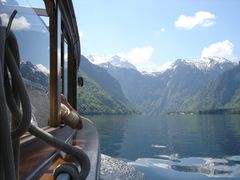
[160, 28, 165, 32]
[117, 46, 154, 71]
[0, 13, 31, 30]
[201, 40, 234, 58]
[175, 11, 215, 30]
[140, 63, 162, 73]
[154, 27, 165, 37]
[1, 0, 7, 3]
[79, 31, 83, 38]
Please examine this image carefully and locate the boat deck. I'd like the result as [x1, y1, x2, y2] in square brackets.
[20, 117, 100, 180]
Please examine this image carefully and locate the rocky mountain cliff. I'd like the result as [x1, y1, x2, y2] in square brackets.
[99, 56, 237, 113]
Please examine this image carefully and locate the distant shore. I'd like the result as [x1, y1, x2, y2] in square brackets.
[167, 108, 240, 115]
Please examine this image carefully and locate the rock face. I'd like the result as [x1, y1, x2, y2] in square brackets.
[88, 54, 137, 70]
[20, 61, 49, 88]
[77, 56, 138, 115]
[20, 56, 240, 114]
[20, 61, 50, 127]
[100, 56, 237, 113]
[194, 64, 240, 111]
[80, 56, 127, 102]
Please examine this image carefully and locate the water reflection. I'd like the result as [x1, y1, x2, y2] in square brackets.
[128, 156, 240, 179]
[87, 115, 131, 157]
[89, 114, 240, 160]
[1, 0, 50, 127]
[90, 114, 240, 179]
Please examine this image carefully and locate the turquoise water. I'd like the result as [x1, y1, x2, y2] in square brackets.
[89, 114, 240, 179]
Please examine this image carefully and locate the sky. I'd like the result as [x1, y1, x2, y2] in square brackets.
[73, 0, 240, 72]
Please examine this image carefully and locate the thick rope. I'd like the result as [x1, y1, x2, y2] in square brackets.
[0, 18, 16, 180]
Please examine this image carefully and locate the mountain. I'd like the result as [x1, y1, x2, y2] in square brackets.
[35, 64, 49, 76]
[88, 54, 110, 64]
[190, 63, 240, 112]
[88, 54, 137, 70]
[149, 57, 236, 113]
[19, 59, 137, 115]
[20, 61, 49, 87]
[168, 57, 234, 72]
[20, 56, 238, 115]
[99, 64, 159, 105]
[77, 71, 137, 114]
[80, 56, 129, 102]
[100, 55, 137, 70]
[78, 56, 138, 114]
[100, 56, 236, 114]
[88, 55, 157, 104]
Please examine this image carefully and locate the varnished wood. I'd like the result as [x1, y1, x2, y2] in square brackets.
[19, 126, 74, 179]
[58, 0, 80, 109]
[39, 158, 65, 180]
[49, 1, 61, 126]
[73, 117, 101, 180]
[21, 118, 100, 180]
[67, 44, 77, 109]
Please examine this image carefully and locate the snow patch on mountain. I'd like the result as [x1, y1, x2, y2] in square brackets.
[88, 54, 237, 76]
[87, 55, 111, 64]
[143, 57, 236, 76]
[20, 61, 49, 76]
[88, 54, 137, 70]
[185, 56, 235, 71]
[108, 55, 137, 70]
[35, 64, 49, 75]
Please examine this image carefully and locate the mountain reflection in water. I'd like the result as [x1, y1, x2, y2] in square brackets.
[89, 114, 240, 179]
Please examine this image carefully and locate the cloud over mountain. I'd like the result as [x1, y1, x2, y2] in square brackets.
[117, 47, 154, 70]
[201, 40, 234, 59]
[89, 47, 158, 72]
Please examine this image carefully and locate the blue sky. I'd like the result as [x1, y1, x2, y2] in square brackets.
[73, 0, 240, 72]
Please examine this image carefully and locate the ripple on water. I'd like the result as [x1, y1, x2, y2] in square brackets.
[128, 155, 240, 179]
[151, 144, 167, 148]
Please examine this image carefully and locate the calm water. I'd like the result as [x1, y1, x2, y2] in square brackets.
[88, 114, 240, 179]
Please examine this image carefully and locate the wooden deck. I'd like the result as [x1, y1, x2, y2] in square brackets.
[19, 117, 100, 180]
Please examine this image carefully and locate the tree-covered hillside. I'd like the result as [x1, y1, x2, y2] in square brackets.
[189, 64, 240, 113]
[77, 59, 138, 115]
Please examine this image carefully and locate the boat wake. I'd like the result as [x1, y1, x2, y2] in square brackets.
[128, 155, 240, 180]
[100, 154, 144, 180]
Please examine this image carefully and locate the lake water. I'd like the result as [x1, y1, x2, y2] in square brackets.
[88, 114, 240, 179]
